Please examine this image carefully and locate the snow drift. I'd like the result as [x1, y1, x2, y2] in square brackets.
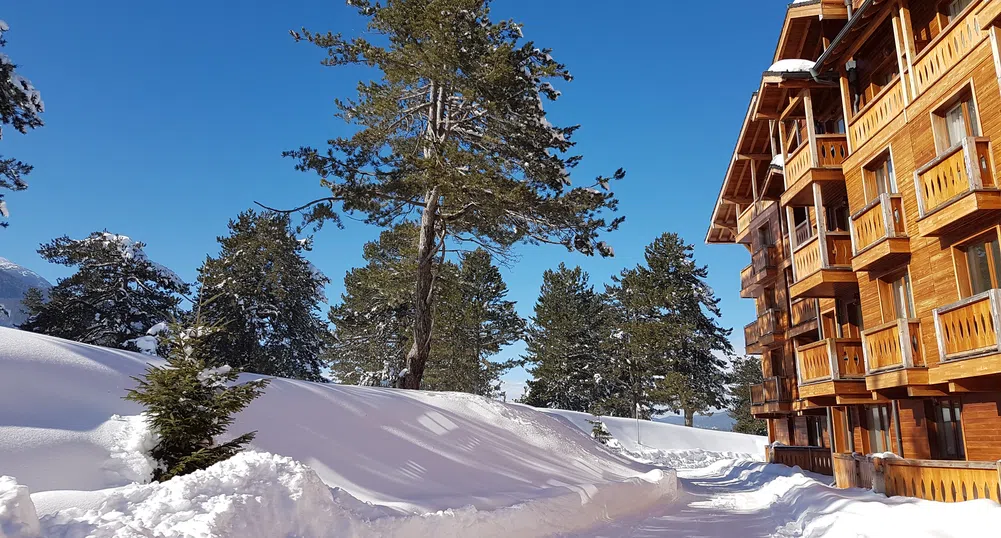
[0, 328, 698, 536]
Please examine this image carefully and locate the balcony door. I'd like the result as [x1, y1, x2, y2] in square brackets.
[927, 398, 965, 460]
[865, 404, 892, 454]
[878, 271, 915, 322]
[947, 0, 973, 21]
[933, 89, 980, 153]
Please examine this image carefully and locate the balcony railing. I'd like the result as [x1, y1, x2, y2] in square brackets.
[915, 137, 995, 217]
[750, 383, 765, 405]
[862, 318, 923, 374]
[740, 264, 754, 291]
[797, 338, 865, 385]
[769, 446, 833, 476]
[910, 5, 987, 98]
[850, 193, 905, 254]
[837, 454, 1001, 503]
[744, 321, 761, 353]
[849, 78, 904, 150]
[751, 245, 777, 274]
[784, 135, 850, 187]
[794, 220, 814, 246]
[736, 200, 775, 239]
[756, 308, 781, 339]
[790, 298, 818, 327]
[934, 289, 1001, 362]
[793, 231, 852, 281]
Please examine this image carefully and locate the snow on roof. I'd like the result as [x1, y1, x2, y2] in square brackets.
[767, 59, 815, 73]
[770, 154, 784, 167]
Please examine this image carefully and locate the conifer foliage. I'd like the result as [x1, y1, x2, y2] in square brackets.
[21, 232, 188, 351]
[728, 355, 767, 436]
[125, 319, 269, 482]
[0, 19, 44, 228]
[283, 0, 624, 389]
[522, 264, 610, 412]
[196, 211, 329, 381]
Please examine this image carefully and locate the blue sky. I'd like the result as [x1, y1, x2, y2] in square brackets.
[2, 1, 789, 399]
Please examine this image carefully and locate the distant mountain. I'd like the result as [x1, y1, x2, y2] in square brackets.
[0, 257, 52, 328]
[654, 413, 736, 432]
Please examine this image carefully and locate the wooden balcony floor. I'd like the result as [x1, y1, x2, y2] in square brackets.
[789, 269, 857, 299]
[851, 237, 910, 272]
[780, 168, 845, 207]
[917, 190, 1001, 237]
[865, 367, 929, 391]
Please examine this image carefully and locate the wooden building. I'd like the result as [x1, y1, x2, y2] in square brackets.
[708, 0, 1001, 502]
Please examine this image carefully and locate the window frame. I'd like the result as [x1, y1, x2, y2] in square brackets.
[861, 146, 898, 203]
[865, 404, 893, 454]
[930, 82, 982, 155]
[877, 269, 916, 322]
[929, 398, 965, 460]
[952, 227, 1001, 298]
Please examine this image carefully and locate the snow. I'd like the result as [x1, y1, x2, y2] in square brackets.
[767, 59, 815, 73]
[771, 153, 784, 167]
[0, 20, 8, 33]
[0, 476, 40, 538]
[0, 328, 683, 537]
[81, 233, 185, 289]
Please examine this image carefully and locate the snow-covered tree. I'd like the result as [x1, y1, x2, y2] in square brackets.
[125, 318, 269, 482]
[522, 264, 611, 412]
[196, 211, 329, 381]
[611, 233, 732, 427]
[279, 0, 625, 389]
[0, 19, 44, 228]
[21, 232, 188, 351]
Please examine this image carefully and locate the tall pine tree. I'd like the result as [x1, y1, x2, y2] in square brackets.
[196, 211, 329, 381]
[728, 355, 767, 435]
[278, 0, 624, 389]
[22, 232, 188, 350]
[612, 233, 732, 426]
[522, 264, 610, 412]
[0, 19, 44, 228]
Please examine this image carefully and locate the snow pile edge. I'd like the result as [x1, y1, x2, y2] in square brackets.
[6, 451, 676, 538]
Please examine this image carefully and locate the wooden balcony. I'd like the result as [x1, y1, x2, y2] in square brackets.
[910, 4, 988, 99]
[848, 78, 905, 151]
[744, 320, 761, 355]
[769, 446, 833, 476]
[780, 134, 850, 207]
[862, 319, 928, 391]
[914, 137, 1001, 237]
[849, 194, 909, 272]
[741, 246, 779, 298]
[735, 201, 776, 244]
[796, 337, 867, 401]
[788, 298, 819, 338]
[740, 264, 755, 299]
[744, 309, 784, 354]
[931, 289, 1001, 384]
[837, 453, 1001, 503]
[750, 376, 796, 417]
[789, 231, 857, 299]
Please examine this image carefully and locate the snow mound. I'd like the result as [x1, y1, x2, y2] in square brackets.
[0, 328, 685, 536]
[767, 59, 815, 73]
[0, 476, 40, 538]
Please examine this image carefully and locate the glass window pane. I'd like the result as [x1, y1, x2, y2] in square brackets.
[946, 104, 967, 147]
[967, 242, 993, 295]
[966, 99, 980, 136]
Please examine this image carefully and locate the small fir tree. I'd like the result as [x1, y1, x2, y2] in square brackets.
[281, 0, 624, 389]
[522, 264, 611, 412]
[728, 355, 767, 436]
[0, 19, 45, 228]
[587, 418, 612, 445]
[196, 210, 329, 381]
[21, 232, 188, 351]
[125, 318, 269, 482]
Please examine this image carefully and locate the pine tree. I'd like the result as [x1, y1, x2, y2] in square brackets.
[196, 211, 329, 381]
[21, 232, 188, 351]
[612, 233, 733, 427]
[728, 355, 767, 435]
[125, 318, 269, 482]
[426, 249, 523, 395]
[279, 0, 625, 389]
[522, 264, 610, 412]
[0, 20, 44, 228]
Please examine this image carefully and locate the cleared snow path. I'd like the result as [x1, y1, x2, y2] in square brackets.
[567, 459, 1001, 538]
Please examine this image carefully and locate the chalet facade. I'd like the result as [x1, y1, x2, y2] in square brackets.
[708, 0, 1001, 501]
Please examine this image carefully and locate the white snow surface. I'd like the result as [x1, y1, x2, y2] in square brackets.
[767, 59, 815, 73]
[0, 328, 682, 537]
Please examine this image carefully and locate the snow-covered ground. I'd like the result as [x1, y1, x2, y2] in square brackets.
[2, 327, 999, 537]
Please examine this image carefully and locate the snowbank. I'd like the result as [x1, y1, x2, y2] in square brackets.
[0, 328, 686, 536]
[540, 408, 767, 456]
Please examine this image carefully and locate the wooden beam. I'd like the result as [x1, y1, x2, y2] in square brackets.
[949, 376, 1001, 393]
[737, 153, 773, 161]
[906, 386, 950, 398]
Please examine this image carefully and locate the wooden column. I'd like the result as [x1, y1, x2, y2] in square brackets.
[778, 120, 791, 189]
[803, 89, 820, 168]
[813, 182, 828, 268]
[899, 0, 918, 100]
[892, 400, 905, 457]
[838, 72, 855, 154]
[890, 11, 911, 106]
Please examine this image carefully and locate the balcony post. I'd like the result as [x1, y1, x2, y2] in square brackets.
[991, 289, 1001, 352]
[778, 120, 790, 190]
[881, 193, 896, 238]
[795, 343, 805, 387]
[787, 206, 799, 280]
[803, 89, 820, 169]
[912, 167, 927, 218]
[964, 137, 984, 190]
[828, 339, 841, 381]
[813, 182, 830, 268]
[862, 331, 873, 375]
[900, 319, 915, 369]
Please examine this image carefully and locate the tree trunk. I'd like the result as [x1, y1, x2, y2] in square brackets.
[401, 188, 440, 389]
[684, 408, 695, 427]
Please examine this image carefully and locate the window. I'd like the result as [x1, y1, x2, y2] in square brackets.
[933, 89, 980, 153]
[947, 0, 973, 21]
[959, 233, 1001, 296]
[836, 297, 862, 338]
[879, 271, 915, 321]
[807, 415, 828, 448]
[757, 225, 773, 248]
[866, 405, 892, 454]
[825, 199, 850, 233]
[863, 151, 896, 202]
[930, 399, 965, 460]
